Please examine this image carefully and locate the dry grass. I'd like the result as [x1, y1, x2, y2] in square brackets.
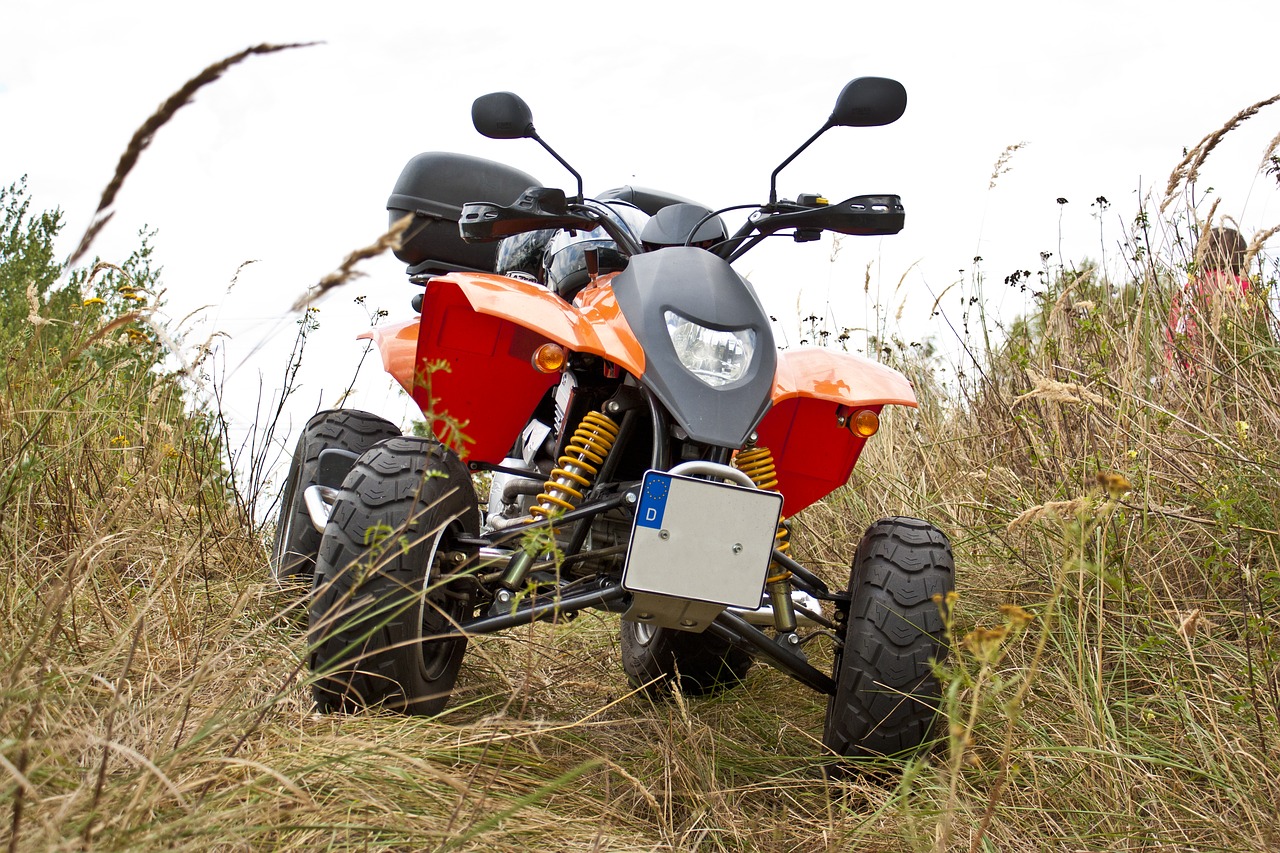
[292, 213, 413, 312]
[1161, 92, 1280, 212]
[833, 176, 1280, 849]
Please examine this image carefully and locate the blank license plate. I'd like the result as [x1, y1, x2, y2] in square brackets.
[622, 471, 783, 608]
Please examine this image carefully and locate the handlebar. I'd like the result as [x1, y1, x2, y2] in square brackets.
[459, 187, 644, 255]
[718, 193, 904, 262]
[460, 186, 902, 265]
[754, 194, 904, 238]
[459, 187, 597, 242]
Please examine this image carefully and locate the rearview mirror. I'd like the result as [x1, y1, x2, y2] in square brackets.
[768, 76, 908, 204]
[472, 92, 535, 140]
[829, 77, 907, 128]
[471, 91, 585, 201]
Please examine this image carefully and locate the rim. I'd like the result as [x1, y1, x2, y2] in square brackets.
[416, 523, 461, 681]
[631, 620, 656, 646]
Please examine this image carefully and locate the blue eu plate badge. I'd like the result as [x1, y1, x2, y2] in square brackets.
[636, 473, 672, 530]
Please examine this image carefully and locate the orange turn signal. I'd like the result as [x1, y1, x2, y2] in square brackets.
[532, 343, 567, 373]
[849, 409, 880, 437]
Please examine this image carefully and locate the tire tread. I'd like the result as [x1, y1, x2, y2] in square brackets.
[824, 516, 955, 759]
[271, 409, 400, 582]
[308, 437, 478, 716]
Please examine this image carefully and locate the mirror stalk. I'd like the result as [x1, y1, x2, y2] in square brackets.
[531, 134, 584, 204]
[769, 122, 831, 205]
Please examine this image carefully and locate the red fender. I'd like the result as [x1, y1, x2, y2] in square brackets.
[755, 348, 916, 514]
[361, 272, 645, 463]
[363, 278, 915, 512]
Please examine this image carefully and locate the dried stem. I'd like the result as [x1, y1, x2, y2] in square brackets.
[68, 42, 319, 267]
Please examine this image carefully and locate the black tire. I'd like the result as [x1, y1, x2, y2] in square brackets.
[620, 619, 753, 696]
[271, 409, 400, 584]
[823, 516, 954, 760]
[308, 436, 479, 716]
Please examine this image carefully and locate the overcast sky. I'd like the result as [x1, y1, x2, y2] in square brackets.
[3, 0, 1277, 482]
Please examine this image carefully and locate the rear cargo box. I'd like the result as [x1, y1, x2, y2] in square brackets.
[387, 152, 541, 276]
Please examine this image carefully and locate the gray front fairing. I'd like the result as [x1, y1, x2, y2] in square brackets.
[610, 247, 777, 447]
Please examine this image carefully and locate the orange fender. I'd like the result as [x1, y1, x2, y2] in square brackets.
[359, 318, 421, 392]
[363, 280, 915, 508]
[363, 273, 645, 463]
[756, 348, 916, 514]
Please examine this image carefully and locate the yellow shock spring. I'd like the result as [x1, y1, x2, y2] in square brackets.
[530, 410, 621, 519]
[733, 446, 792, 582]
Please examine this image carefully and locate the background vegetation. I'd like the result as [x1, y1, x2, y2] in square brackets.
[1, 68, 1277, 850]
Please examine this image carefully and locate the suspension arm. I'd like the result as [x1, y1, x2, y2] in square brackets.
[456, 489, 636, 551]
[769, 548, 834, 597]
[431, 580, 629, 640]
[707, 611, 837, 695]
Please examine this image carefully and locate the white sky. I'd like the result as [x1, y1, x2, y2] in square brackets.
[3, 0, 1278, 488]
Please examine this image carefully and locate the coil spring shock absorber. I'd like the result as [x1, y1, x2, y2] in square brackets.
[531, 410, 621, 519]
[500, 410, 621, 590]
[733, 445, 797, 633]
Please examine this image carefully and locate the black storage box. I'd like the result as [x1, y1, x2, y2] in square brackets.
[387, 152, 541, 276]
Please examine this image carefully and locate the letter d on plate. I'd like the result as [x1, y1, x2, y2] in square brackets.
[636, 472, 671, 530]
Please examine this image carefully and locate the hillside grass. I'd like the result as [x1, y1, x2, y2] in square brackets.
[3, 71, 1279, 850]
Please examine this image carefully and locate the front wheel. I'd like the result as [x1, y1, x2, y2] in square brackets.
[619, 619, 753, 696]
[823, 516, 954, 760]
[308, 437, 479, 716]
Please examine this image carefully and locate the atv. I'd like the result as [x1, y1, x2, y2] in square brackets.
[272, 76, 955, 760]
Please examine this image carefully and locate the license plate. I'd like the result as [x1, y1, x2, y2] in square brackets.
[622, 471, 783, 609]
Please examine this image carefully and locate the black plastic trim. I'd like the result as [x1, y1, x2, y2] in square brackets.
[611, 247, 776, 448]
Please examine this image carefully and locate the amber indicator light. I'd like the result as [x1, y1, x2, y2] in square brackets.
[850, 409, 880, 437]
[532, 343, 567, 373]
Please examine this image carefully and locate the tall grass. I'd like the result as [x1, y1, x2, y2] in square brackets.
[1, 50, 1278, 850]
[828, 164, 1280, 849]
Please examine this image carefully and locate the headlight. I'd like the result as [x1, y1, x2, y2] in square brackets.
[664, 311, 756, 387]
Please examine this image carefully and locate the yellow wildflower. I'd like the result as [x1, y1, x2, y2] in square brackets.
[962, 625, 1009, 662]
[83, 297, 106, 306]
[1096, 471, 1132, 500]
[932, 590, 959, 619]
[998, 603, 1035, 627]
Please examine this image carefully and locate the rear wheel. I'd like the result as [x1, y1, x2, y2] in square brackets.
[308, 437, 479, 716]
[620, 620, 753, 696]
[271, 409, 400, 584]
[823, 516, 954, 760]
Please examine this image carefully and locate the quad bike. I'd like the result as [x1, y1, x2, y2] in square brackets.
[274, 77, 955, 760]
